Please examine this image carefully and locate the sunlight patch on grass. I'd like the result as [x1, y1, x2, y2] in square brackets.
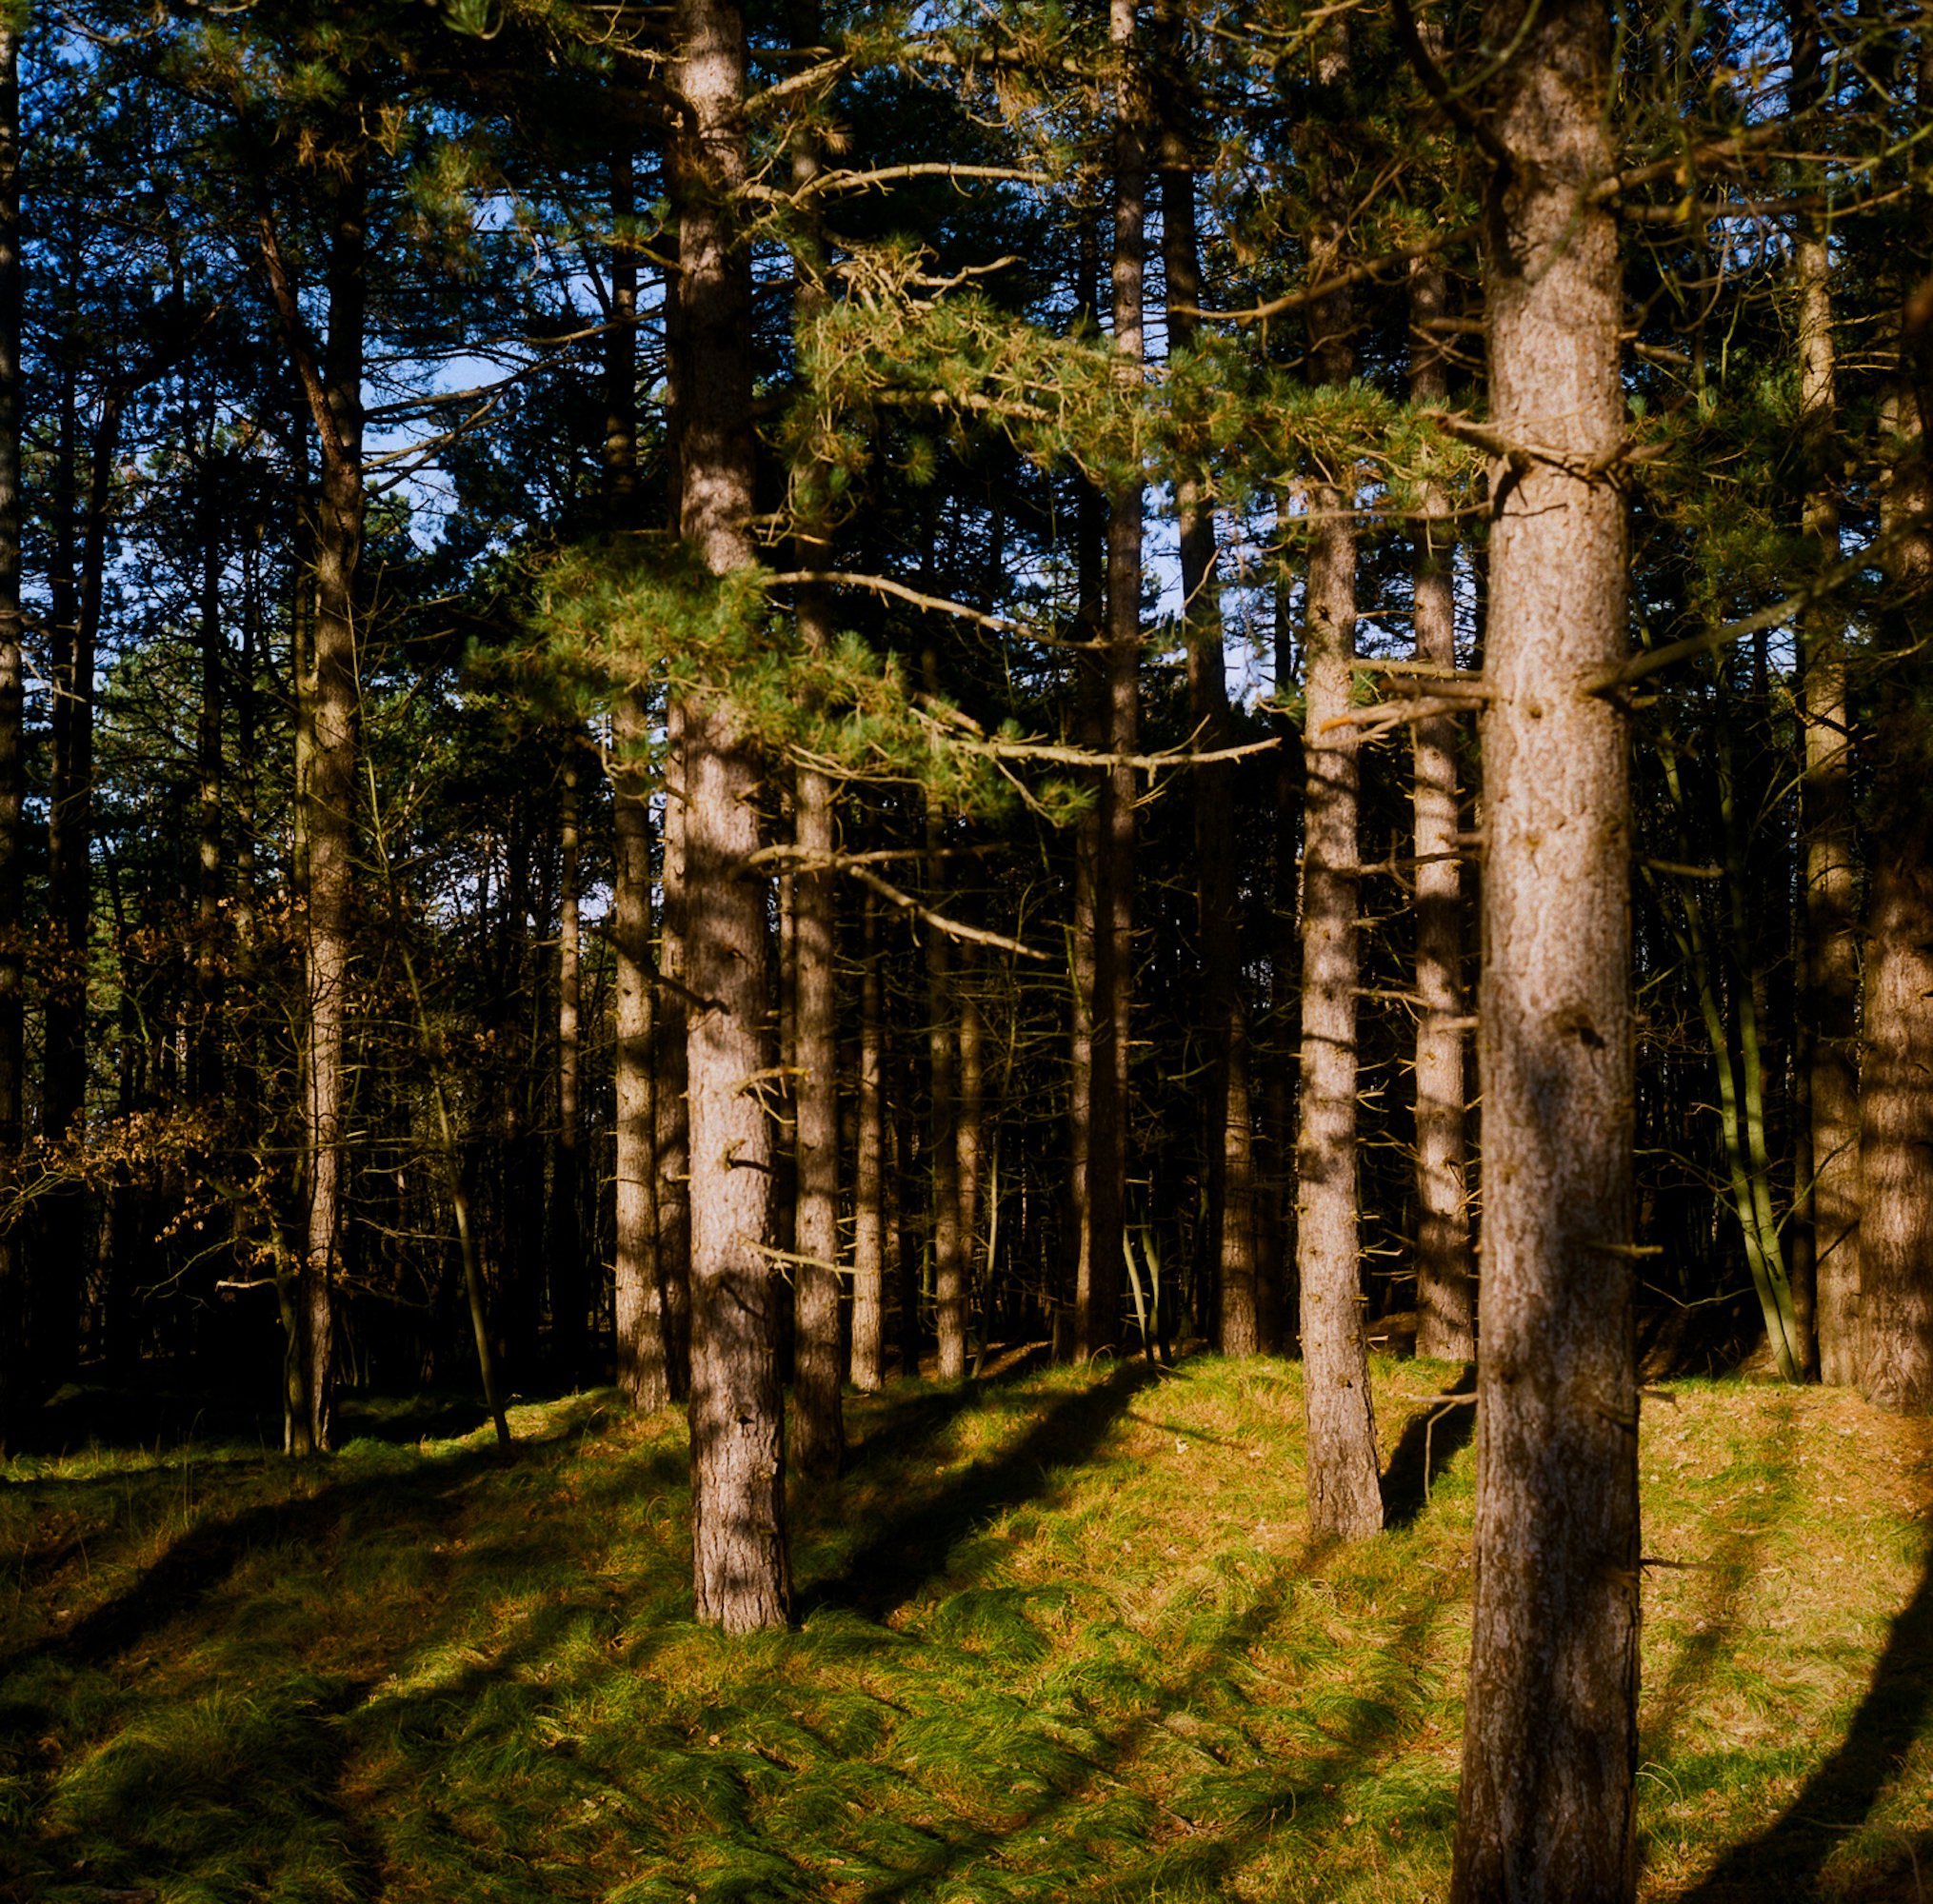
[2, 1360, 1929, 1901]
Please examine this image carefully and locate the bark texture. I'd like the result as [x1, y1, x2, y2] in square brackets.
[1408, 262, 1475, 1363]
[1859, 311, 1933, 1413]
[1450, 0, 1640, 1893]
[850, 886, 887, 1390]
[1296, 52, 1382, 1539]
[677, 0, 789, 1629]
[612, 688, 668, 1410]
[788, 76, 845, 1472]
[1791, 7, 1860, 1381]
[261, 164, 368, 1456]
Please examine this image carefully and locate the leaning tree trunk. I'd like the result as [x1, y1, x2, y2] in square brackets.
[677, 0, 790, 1630]
[1156, 0, 1260, 1357]
[1449, 0, 1640, 1893]
[1407, 260, 1475, 1362]
[1296, 41, 1383, 1541]
[0, 14, 20, 1456]
[261, 162, 368, 1457]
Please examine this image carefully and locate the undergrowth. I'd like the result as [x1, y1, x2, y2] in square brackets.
[2, 1355, 1929, 1902]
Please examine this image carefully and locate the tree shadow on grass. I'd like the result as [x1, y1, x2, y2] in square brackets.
[1681, 1522, 1933, 1902]
[801, 1360, 1159, 1623]
[1380, 1362, 1477, 1531]
[8, 1395, 637, 1676]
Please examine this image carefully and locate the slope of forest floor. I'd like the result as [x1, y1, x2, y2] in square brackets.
[2, 1355, 1929, 1903]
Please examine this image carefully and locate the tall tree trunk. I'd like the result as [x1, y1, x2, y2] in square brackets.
[550, 741, 586, 1378]
[194, 426, 226, 1106]
[1791, 0, 1861, 1385]
[850, 884, 887, 1390]
[1296, 47, 1383, 1541]
[42, 365, 117, 1378]
[1157, 0, 1259, 1357]
[260, 161, 368, 1458]
[957, 946, 985, 1359]
[924, 652, 966, 1381]
[1449, 0, 1640, 1891]
[1858, 215, 1933, 1412]
[1408, 261, 1475, 1362]
[607, 150, 672, 1412]
[1264, 540, 1301, 1349]
[1080, 0, 1144, 1364]
[787, 49, 846, 1472]
[676, 0, 790, 1629]
[0, 15, 20, 1454]
[612, 687, 667, 1408]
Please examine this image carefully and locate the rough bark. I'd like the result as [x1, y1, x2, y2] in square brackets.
[677, 0, 790, 1629]
[612, 688, 668, 1410]
[1407, 262, 1476, 1362]
[1296, 50, 1382, 1541]
[1157, 0, 1258, 1358]
[788, 70, 845, 1474]
[1792, 0, 1860, 1384]
[261, 164, 368, 1457]
[925, 685, 966, 1382]
[1859, 288, 1933, 1413]
[1859, 816, 1933, 1414]
[1449, 0, 1640, 1893]
[0, 17, 19, 1454]
[850, 885, 887, 1390]
[550, 742, 586, 1378]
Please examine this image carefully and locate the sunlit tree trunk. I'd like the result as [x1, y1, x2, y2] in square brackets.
[1296, 32, 1382, 1540]
[1408, 261, 1475, 1362]
[1792, 0, 1859, 1385]
[1450, 0, 1640, 1890]
[677, 0, 789, 1628]
[1859, 248, 1933, 1413]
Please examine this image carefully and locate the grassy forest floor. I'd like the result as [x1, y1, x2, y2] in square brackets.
[2, 1353, 1930, 1903]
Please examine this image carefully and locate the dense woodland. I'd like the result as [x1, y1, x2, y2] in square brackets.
[0, 0, 1927, 1891]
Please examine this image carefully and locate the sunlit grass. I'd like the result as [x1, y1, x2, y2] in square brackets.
[2, 1357, 1928, 1901]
